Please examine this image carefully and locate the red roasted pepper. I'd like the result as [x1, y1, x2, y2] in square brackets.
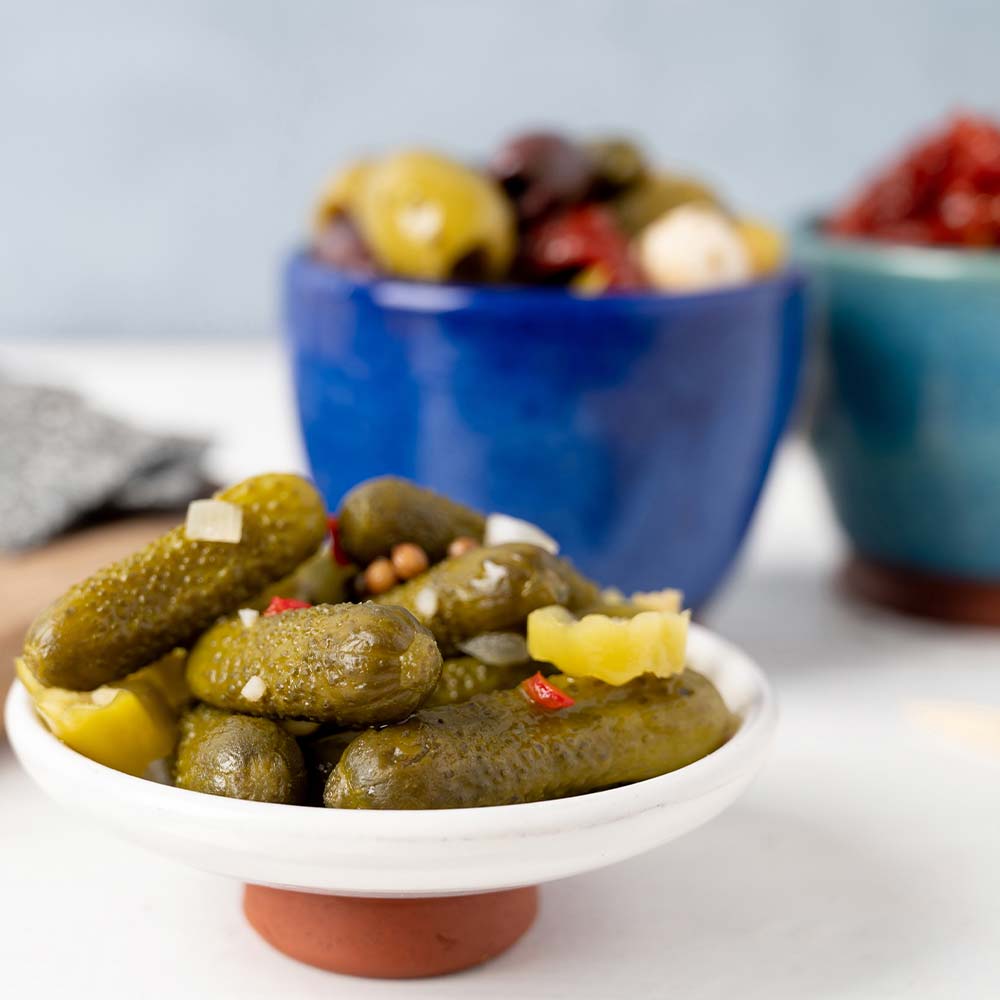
[262, 596, 312, 617]
[520, 671, 576, 710]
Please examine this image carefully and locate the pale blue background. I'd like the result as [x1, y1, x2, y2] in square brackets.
[2, 0, 997, 339]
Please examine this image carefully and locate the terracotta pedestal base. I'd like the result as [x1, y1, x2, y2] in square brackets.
[844, 555, 1000, 626]
[243, 884, 539, 979]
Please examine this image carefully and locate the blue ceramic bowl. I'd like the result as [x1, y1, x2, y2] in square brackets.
[798, 226, 1000, 580]
[284, 252, 805, 606]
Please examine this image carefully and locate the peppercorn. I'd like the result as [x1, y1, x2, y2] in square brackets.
[447, 536, 479, 558]
[363, 557, 398, 595]
[390, 542, 429, 580]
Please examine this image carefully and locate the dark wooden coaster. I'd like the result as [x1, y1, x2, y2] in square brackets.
[243, 884, 539, 979]
[843, 554, 1000, 627]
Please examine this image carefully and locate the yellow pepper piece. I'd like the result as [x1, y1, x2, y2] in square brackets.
[16, 649, 189, 777]
[735, 218, 786, 276]
[570, 263, 613, 296]
[630, 588, 683, 613]
[526, 605, 690, 686]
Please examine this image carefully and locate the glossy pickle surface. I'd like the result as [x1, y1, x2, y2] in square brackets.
[174, 704, 307, 805]
[186, 602, 442, 725]
[338, 476, 485, 565]
[324, 669, 733, 809]
[374, 542, 579, 650]
[22, 474, 327, 690]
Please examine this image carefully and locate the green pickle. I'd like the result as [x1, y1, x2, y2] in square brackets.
[339, 476, 485, 565]
[22, 474, 327, 691]
[252, 545, 354, 608]
[425, 656, 544, 708]
[374, 543, 573, 651]
[186, 602, 442, 725]
[324, 669, 734, 809]
[174, 704, 306, 805]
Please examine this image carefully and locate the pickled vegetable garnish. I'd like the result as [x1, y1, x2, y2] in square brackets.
[262, 596, 312, 617]
[520, 672, 575, 710]
[16, 650, 189, 777]
[327, 516, 351, 567]
[526, 605, 689, 685]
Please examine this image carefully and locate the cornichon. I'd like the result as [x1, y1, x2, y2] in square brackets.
[338, 476, 484, 564]
[251, 545, 354, 609]
[21, 474, 327, 691]
[186, 602, 442, 725]
[373, 542, 573, 651]
[324, 669, 734, 809]
[174, 704, 306, 805]
[426, 656, 544, 708]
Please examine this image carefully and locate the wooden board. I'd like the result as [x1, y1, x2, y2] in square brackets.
[1, 515, 178, 734]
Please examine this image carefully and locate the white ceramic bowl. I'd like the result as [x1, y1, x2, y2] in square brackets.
[5, 624, 775, 898]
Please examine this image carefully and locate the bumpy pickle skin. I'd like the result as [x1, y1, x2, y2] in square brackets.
[338, 477, 485, 565]
[373, 543, 573, 652]
[324, 668, 734, 810]
[174, 704, 307, 804]
[186, 602, 442, 725]
[15, 649, 190, 777]
[425, 656, 545, 708]
[21, 474, 328, 691]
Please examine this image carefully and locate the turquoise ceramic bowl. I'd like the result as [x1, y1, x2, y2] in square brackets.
[798, 226, 1000, 580]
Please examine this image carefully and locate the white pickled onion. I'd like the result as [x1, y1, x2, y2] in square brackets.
[484, 513, 559, 555]
[457, 632, 530, 667]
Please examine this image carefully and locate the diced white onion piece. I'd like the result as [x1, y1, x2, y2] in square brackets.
[90, 687, 118, 707]
[185, 499, 243, 544]
[414, 586, 439, 619]
[458, 632, 530, 667]
[241, 675, 267, 702]
[484, 513, 559, 555]
[471, 559, 508, 594]
[238, 608, 259, 628]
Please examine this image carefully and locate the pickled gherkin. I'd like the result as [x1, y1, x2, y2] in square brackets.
[325, 669, 733, 809]
[373, 543, 572, 651]
[425, 656, 544, 708]
[251, 545, 354, 609]
[186, 602, 442, 725]
[22, 474, 327, 691]
[174, 704, 306, 804]
[339, 477, 485, 565]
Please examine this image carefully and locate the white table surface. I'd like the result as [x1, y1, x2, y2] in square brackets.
[3, 342, 999, 1000]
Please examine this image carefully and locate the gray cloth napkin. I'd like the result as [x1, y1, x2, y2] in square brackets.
[0, 377, 209, 550]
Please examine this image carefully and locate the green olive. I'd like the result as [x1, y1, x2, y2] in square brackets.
[614, 173, 720, 236]
[355, 150, 515, 282]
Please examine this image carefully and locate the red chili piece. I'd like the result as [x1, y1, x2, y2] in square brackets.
[262, 596, 312, 617]
[327, 515, 351, 566]
[520, 204, 647, 289]
[520, 672, 576, 710]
